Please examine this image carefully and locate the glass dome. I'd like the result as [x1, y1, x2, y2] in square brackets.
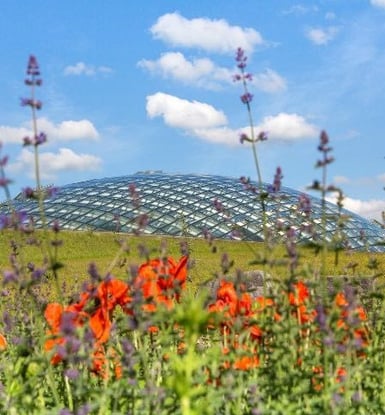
[2, 171, 384, 252]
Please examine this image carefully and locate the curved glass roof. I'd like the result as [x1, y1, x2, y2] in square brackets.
[2, 171, 384, 252]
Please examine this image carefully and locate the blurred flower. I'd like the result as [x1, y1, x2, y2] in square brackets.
[240, 92, 253, 104]
[0, 333, 7, 351]
[268, 166, 283, 193]
[235, 47, 248, 69]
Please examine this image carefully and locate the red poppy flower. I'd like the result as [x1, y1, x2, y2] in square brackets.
[135, 256, 188, 300]
[44, 276, 131, 369]
[97, 278, 131, 313]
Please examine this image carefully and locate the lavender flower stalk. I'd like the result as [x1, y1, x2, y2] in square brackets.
[234, 47, 270, 246]
[21, 55, 45, 196]
[233, 47, 265, 187]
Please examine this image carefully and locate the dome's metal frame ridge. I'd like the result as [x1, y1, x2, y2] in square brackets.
[2, 171, 384, 252]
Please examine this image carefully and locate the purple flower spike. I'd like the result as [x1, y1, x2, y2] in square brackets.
[235, 47, 248, 69]
[257, 131, 268, 141]
[35, 132, 47, 145]
[240, 92, 253, 104]
[20, 98, 42, 110]
[23, 136, 33, 146]
[25, 55, 42, 87]
[318, 130, 332, 153]
[271, 166, 283, 192]
[27, 55, 40, 76]
[298, 194, 312, 217]
[239, 133, 251, 144]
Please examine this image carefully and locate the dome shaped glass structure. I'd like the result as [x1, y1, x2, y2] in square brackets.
[2, 171, 384, 252]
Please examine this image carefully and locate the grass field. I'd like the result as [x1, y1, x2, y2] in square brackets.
[1, 229, 384, 301]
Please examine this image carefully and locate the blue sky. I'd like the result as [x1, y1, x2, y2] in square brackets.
[0, 0, 384, 222]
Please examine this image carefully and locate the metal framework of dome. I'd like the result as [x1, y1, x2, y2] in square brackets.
[2, 171, 384, 252]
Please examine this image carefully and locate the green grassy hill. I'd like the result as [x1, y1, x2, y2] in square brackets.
[1, 229, 384, 302]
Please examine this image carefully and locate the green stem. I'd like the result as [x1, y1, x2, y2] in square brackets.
[240, 69, 268, 251]
[64, 374, 74, 412]
[181, 396, 192, 415]
[46, 365, 61, 408]
[320, 154, 328, 291]
[29, 77, 64, 301]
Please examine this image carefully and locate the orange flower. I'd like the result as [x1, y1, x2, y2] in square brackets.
[44, 302, 90, 364]
[233, 355, 259, 370]
[97, 278, 131, 313]
[89, 307, 111, 344]
[209, 280, 253, 319]
[248, 324, 263, 341]
[336, 366, 347, 382]
[238, 292, 253, 316]
[288, 281, 316, 324]
[136, 256, 187, 294]
[221, 346, 259, 371]
[209, 280, 265, 345]
[335, 292, 348, 307]
[92, 345, 122, 379]
[334, 291, 369, 351]
[0, 333, 7, 351]
[135, 256, 188, 300]
[44, 276, 131, 371]
[216, 281, 238, 310]
[134, 256, 188, 331]
[288, 281, 310, 306]
[255, 296, 274, 310]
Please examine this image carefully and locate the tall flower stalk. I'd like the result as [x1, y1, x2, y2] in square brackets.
[21, 55, 48, 222]
[234, 48, 267, 187]
[310, 130, 336, 277]
[22, 55, 44, 192]
[233, 48, 268, 246]
[21, 56, 63, 298]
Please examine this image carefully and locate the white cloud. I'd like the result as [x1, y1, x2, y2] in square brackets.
[146, 92, 227, 129]
[306, 26, 339, 45]
[9, 148, 102, 180]
[0, 118, 98, 145]
[371, 0, 385, 8]
[333, 173, 385, 190]
[146, 93, 317, 146]
[256, 113, 318, 141]
[139, 52, 285, 93]
[37, 118, 99, 141]
[64, 62, 113, 76]
[252, 69, 287, 93]
[328, 195, 384, 222]
[138, 52, 232, 88]
[190, 126, 239, 146]
[146, 92, 239, 145]
[0, 125, 31, 144]
[150, 12, 263, 54]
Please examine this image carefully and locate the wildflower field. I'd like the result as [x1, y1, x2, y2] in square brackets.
[0, 51, 384, 414]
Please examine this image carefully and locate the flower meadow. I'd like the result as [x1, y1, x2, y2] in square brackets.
[0, 52, 384, 415]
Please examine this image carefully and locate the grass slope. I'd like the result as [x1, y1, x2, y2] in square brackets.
[1, 230, 384, 302]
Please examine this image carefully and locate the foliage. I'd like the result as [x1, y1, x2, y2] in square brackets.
[0, 52, 384, 415]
